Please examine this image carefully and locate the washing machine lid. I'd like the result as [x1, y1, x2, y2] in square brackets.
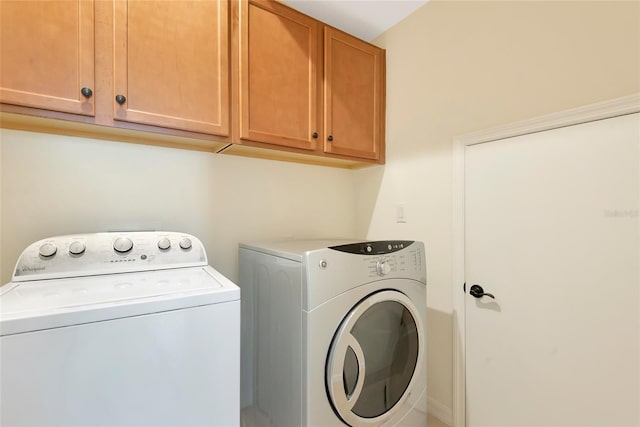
[0, 265, 239, 336]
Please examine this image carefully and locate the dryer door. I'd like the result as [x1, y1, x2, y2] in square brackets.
[326, 290, 424, 426]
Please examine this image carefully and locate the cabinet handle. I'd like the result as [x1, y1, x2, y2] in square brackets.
[327, 135, 334, 142]
[81, 87, 93, 98]
[115, 94, 127, 105]
[312, 132, 318, 139]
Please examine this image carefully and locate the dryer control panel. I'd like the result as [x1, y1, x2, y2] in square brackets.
[330, 240, 414, 255]
[329, 241, 423, 278]
[11, 231, 207, 282]
[305, 241, 426, 310]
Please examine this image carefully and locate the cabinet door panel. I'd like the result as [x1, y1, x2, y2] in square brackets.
[113, 0, 229, 136]
[324, 28, 383, 160]
[240, 0, 320, 150]
[0, 0, 95, 116]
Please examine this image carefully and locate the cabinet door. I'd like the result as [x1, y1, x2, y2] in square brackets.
[113, 0, 229, 136]
[239, 0, 321, 150]
[324, 28, 384, 160]
[0, 0, 95, 116]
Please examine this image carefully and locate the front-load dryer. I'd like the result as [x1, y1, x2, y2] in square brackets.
[239, 240, 426, 427]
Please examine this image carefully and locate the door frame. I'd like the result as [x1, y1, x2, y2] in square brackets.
[451, 93, 640, 427]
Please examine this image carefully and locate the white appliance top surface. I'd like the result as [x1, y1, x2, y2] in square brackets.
[239, 239, 359, 262]
[1, 266, 239, 336]
[1, 232, 240, 335]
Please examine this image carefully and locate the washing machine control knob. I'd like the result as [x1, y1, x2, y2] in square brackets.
[68, 241, 86, 256]
[157, 237, 171, 251]
[179, 238, 192, 250]
[113, 237, 133, 254]
[39, 242, 57, 258]
[376, 260, 391, 276]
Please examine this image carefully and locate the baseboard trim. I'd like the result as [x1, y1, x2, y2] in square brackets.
[428, 396, 453, 426]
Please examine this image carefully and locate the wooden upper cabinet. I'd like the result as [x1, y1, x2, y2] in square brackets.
[1, 0, 384, 165]
[113, 0, 229, 136]
[323, 28, 384, 161]
[235, 1, 385, 162]
[0, 0, 95, 116]
[238, 0, 321, 150]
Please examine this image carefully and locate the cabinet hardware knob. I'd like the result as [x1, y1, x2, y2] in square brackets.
[327, 135, 334, 142]
[312, 132, 318, 139]
[115, 94, 127, 105]
[81, 87, 93, 98]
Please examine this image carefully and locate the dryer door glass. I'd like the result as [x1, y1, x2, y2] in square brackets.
[326, 290, 421, 425]
[349, 300, 418, 418]
[343, 346, 359, 398]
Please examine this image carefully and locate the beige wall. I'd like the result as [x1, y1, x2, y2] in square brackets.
[0, 129, 358, 284]
[2, 0, 639, 422]
[359, 0, 640, 421]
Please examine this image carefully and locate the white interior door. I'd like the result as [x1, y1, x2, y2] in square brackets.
[464, 113, 639, 426]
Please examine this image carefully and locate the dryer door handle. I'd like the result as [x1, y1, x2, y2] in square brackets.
[328, 332, 368, 414]
[345, 334, 367, 410]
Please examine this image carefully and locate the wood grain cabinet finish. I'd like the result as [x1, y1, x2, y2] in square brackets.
[323, 28, 384, 161]
[0, 0, 95, 116]
[1, 0, 384, 166]
[113, 0, 229, 136]
[238, 0, 321, 150]
[236, 0, 385, 162]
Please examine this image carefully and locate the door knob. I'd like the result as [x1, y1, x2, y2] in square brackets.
[115, 94, 126, 105]
[469, 284, 495, 299]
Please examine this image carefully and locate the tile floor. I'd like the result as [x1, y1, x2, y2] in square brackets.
[427, 413, 451, 427]
[243, 407, 451, 427]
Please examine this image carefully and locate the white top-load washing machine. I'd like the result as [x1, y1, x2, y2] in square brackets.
[239, 240, 426, 427]
[0, 231, 240, 427]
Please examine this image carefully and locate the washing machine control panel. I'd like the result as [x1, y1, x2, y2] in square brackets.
[12, 231, 207, 282]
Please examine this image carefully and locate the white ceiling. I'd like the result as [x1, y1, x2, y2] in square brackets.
[282, 0, 429, 42]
